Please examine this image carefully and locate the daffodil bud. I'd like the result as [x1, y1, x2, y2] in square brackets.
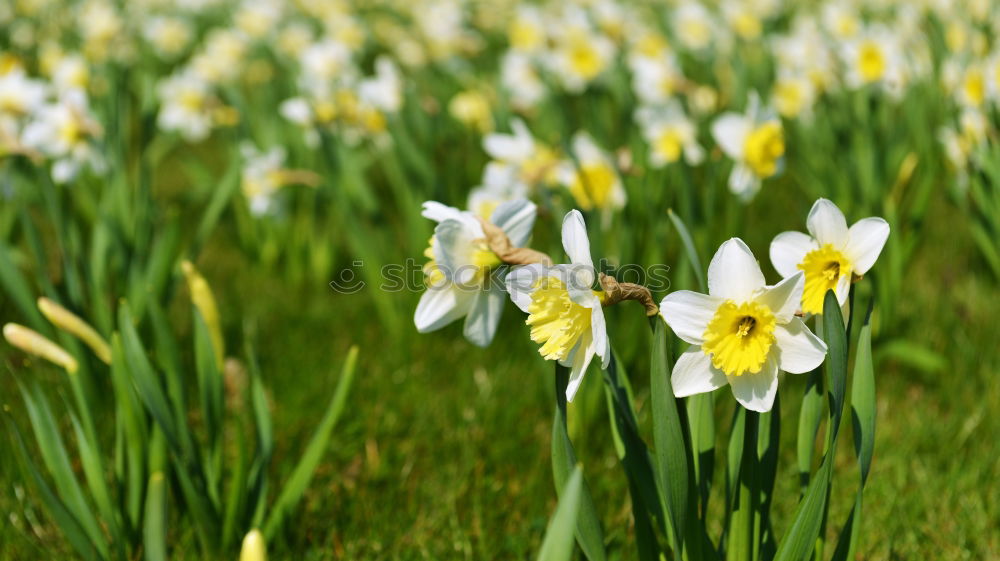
[181, 260, 224, 367]
[37, 297, 111, 364]
[239, 529, 267, 561]
[3, 323, 79, 374]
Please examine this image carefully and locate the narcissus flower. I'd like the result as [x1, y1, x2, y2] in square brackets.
[769, 198, 890, 315]
[660, 239, 827, 412]
[711, 93, 784, 200]
[636, 102, 704, 167]
[557, 132, 626, 215]
[415, 199, 537, 347]
[506, 210, 609, 401]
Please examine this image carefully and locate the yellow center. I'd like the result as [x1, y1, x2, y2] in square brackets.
[797, 244, 852, 315]
[569, 162, 616, 211]
[421, 236, 501, 289]
[0, 92, 24, 115]
[774, 80, 804, 118]
[743, 121, 784, 178]
[509, 20, 542, 51]
[732, 13, 761, 40]
[702, 300, 777, 377]
[521, 145, 559, 185]
[567, 41, 603, 80]
[179, 89, 204, 112]
[857, 41, 886, 82]
[59, 118, 83, 145]
[655, 129, 684, 163]
[422, 238, 446, 287]
[636, 34, 668, 57]
[963, 70, 985, 106]
[526, 277, 593, 362]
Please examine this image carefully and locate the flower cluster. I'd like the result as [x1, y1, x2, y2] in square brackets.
[0, 59, 102, 182]
[415, 196, 888, 410]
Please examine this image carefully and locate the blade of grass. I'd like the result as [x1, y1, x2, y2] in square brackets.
[537, 466, 584, 561]
[650, 320, 688, 552]
[262, 346, 358, 538]
[552, 364, 607, 561]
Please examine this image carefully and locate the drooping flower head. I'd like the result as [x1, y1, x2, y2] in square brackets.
[415, 199, 537, 347]
[660, 239, 827, 412]
[506, 210, 610, 401]
[769, 198, 890, 315]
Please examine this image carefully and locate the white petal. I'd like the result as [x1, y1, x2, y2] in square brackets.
[671, 348, 728, 397]
[463, 283, 506, 347]
[491, 199, 537, 248]
[659, 291, 722, 345]
[505, 263, 547, 313]
[728, 357, 779, 412]
[728, 164, 759, 200]
[483, 122, 533, 161]
[769, 231, 817, 279]
[565, 332, 595, 402]
[755, 273, 804, 323]
[590, 305, 610, 368]
[421, 201, 463, 223]
[414, 284, 474, 333]
[561, 210, 594, 270]
[806, 198, 848, 247]
[707, 238, 766, 302]
[433, 220, 478, 285]
[774, 318, 827, 374]
[844, 217, 890, 275]
[711, 114, 751, 158]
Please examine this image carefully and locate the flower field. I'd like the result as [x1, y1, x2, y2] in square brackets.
[0, 0, 998, 559]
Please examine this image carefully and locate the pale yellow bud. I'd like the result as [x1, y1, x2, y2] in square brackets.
[37, 298, 111, 364]
[181, 260, 224, 367]
[3, 323, 79, 374]
[239, 529, 267, 561]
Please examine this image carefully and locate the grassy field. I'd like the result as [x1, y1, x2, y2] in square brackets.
[3, 185, 996, 560]
[3, 1, 1000, 559]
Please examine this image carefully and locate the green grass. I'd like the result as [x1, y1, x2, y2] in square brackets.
[1, 189, 997, 560]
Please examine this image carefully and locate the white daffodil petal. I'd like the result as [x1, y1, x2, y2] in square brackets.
[505, 263, 547, 313]
[755, 273, 804, 323]
[711, 114, 751, 158]
[728, 164, 759, 200]
[728, 357, 779, 412]
[774, 318, 827, 374]
[566, 333, 596, 402]
[491, 199, 537, 248]
[660, 291, 722, 345]
[708, 238, 767, 302]
[590, 305, 610, 368]
[433, 219, 478, 285]
[844, 217, 890, 275]
[806, 198, 849, 246]
[421, 201, 464, 223]
[835, 273, 851, 306]
[414, 284, 474, 333]
[671, 348, 728, 398]
[770, 231, 817, 279]
[463, 283, 506, 347]
[562, 210, 594, 269]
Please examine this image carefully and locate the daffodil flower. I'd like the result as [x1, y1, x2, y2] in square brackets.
[769, 198, 890, 316]
[415, 199, 537, 347]
[711, 93, 784, 201]
[557, 132, 626, 215]
[660, 239, 827, 412]
[506, 210, 609, 402]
